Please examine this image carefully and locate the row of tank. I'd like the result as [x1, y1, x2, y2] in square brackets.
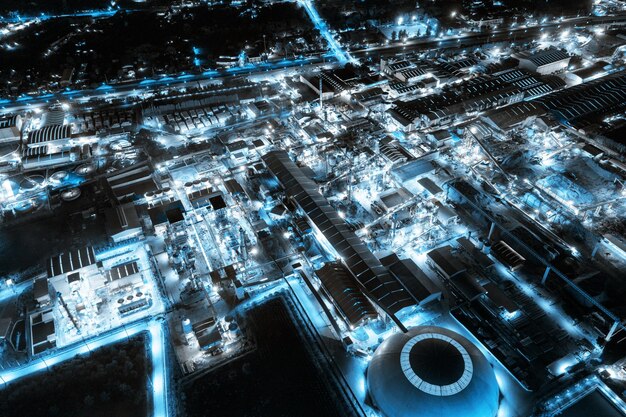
[1, 162, 98, 213]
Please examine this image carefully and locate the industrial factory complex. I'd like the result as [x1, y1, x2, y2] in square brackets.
[1, 1, 626, 417]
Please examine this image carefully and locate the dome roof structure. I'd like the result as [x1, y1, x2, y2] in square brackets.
[367, 326, 499, 417]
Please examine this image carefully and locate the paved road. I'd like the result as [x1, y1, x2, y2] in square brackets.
[0, 0, 347, 111]
[0, 53, 335, 113]
[300, 0, 352, 64]
[3, 10, 626, 112]
[352, 13, 626, 58]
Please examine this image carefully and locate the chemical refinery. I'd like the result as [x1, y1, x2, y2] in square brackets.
[0, 1, 626, 417]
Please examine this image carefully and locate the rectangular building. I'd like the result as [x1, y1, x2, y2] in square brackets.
[263, 150, 416, 327]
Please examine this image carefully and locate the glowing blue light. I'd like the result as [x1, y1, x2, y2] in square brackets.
[299, 0, 352, 65]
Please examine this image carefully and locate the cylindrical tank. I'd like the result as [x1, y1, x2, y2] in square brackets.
[182, 318, 193, 334]
[182, 318, 194, 345]
[49, 171, 69, 185]
[367, 326, 499, 417]
[75, 163, 96, 175]
[61, 188, 81, 201]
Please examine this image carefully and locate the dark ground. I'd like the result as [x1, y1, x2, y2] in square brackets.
[318, 0, 592, 28]
[0, 334, 151, 417]
[0, 1, 317, 96]
[560, 388, 624, 417]
[0, 0, 163, 15]
[0, 212, 107, 276]
[181, 295, 356, 417]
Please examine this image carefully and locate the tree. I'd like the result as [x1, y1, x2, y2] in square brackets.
[100, 391, 110, 402]
[84, 395, 95, 407]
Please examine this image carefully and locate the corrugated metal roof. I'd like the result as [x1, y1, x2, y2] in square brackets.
[316, 263, 378, 327]
[28, 125, 71, 145]
[263, 151, 415, 321]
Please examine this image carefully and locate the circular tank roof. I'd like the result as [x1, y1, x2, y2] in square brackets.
[61, 187, 81, 201]
[76, 163, 96, 175]
[367, 326, 499, 417]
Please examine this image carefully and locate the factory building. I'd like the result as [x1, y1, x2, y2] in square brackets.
[394, 67, 429, 84]
[263, 150, 417, 328]
[315, 263, 378, 328]
[72, 108, 137, 133]
[106, 161, 158, 201]
[22, 146, 79, 171]
[427, 245, 487, 302]
[26, 125, 73, 148]
[381, 59, 412, 77]
[426, 245, 466, 280]
[391, 155, 438, 185]
[29, 308, 56, 356]
[0, 114, 22, 143]
[43, 245, 156, 333]
[491, 68, 559, 99]
[367, 326, 499, 417]
[481, 101, 547, 132]
[46, 246, 99, 297]
[300, 67, 364, 98]
[387, 76, 522, 130]
[565, 61, 610, 85]
[535, 71, 626, 128]
[379, 254, 441, 306]
[104, 203, 143, 243]
[41, 108, 66, 127]
[516, 47, 571, 75]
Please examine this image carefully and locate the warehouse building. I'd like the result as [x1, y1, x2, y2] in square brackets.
[0, 114, 22, 143]
[315, 263, 378, 328]
[104, 203, 143, 243]
[29, 308, 56, 356]
[263, 150, 416, 328]
[516, 47, 571, 75]
[26, 125, 73, 148]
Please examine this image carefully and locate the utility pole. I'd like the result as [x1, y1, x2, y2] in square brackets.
[263, 34, 267, 56]
[319, 75, 323, 115]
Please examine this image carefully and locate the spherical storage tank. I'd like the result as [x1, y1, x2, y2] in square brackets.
[367, 326, 499, 417]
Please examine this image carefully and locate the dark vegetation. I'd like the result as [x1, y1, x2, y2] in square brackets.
[0, 1, 317, 96]
[318, 0, 591, 29]
[319, 0, 431, 29]
[0, 210, 107, 276]
[0, 0, 161, 15]
[181, 296, 356, 417]
[0, 334, 151, 417]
